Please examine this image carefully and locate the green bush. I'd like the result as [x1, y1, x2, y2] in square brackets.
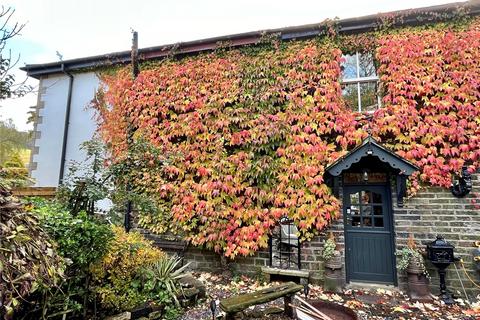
[0, 152, 32, 188]
[32, 199, 113, 268]
[396, 247, 430, 278]
[28, 198, 113, 318]
[90, 226, 165, 312]
[322, 238, 336, 261]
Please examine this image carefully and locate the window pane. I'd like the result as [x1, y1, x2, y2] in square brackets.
[371, 192, 382, 203]
[352, 216, 361, 227]
[373, 205, 383, 215]
[361, 205, 372, 217]
[360, 191, 371, 204]
[362, 217, 372, 227]
[374, 217, 384, 227]
[360, 82, 378, 112]
[342, 83, 358, 111]
[359, 52, 376, 77]
[350, 205, 360, 216]
[341, 54, 357, 79]
[350, 192, 359, 205]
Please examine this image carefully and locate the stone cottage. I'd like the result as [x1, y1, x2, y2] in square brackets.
[22, 1, 480, 297]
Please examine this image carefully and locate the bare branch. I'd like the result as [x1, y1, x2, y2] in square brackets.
[0, 6, 25, 43]
[0, 6, 29, 99]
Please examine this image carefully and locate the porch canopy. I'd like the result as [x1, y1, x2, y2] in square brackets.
[325, 137, 418, 206]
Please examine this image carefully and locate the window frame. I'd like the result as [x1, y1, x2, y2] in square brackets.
[341, 52, 381, 113]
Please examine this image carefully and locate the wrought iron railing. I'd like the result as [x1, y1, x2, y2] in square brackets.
[268, 217, 301, 269]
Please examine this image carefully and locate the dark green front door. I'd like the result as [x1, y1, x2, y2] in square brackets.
[344, 185, 396, 284]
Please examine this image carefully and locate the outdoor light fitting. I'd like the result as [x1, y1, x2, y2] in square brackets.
[450, 166, 472, 198]
[362, 170, 369, 182]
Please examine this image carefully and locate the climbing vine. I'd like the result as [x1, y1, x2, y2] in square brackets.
[94, 17, 480, 258]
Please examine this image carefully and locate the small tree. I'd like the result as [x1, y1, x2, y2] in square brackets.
[56, 139, 113, 216]
[0, 118, 29, 164]
[0, 150, 32, 188]
[0, 6, 31, 100]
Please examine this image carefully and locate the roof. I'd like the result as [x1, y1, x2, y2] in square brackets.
[325, 136, 419, 176]
[21, 1, 480, 79]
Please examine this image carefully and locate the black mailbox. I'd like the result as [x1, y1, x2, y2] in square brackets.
[427, 235, 455, 265]
[426, 235, 457, 305]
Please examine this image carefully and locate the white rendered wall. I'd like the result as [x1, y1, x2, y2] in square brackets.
[32, 72, 100, 187]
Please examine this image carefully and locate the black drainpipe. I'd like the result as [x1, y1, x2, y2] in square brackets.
[58, 64, 74, 185]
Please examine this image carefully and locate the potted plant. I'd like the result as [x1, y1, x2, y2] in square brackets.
[323, 236, 341, 270]
[396, 235, 431, 302]
[322, 233, 344, 292]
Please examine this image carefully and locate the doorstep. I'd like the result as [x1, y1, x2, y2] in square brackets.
[346, 281, 399, 292]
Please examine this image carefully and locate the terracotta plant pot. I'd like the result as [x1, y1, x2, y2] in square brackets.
[406, 273, 432, 302]
[405, 257, 432, 302]
[406, 255, 424, 275]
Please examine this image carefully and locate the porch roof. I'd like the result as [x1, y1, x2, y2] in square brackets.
[325, 136, 419, 177]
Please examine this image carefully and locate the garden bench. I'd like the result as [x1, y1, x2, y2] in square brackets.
[219, 281, 303, 319]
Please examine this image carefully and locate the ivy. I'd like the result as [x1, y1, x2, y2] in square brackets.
[93, 18, 480, 258]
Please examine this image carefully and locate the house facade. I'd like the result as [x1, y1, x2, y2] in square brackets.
[22, 1, 480, 297]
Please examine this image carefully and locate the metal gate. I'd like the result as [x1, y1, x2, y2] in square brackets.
[268, 217, 301, 269]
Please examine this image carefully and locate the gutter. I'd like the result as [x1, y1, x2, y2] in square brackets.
[58, 64, 74, 185]
[21, 1, 480, 79]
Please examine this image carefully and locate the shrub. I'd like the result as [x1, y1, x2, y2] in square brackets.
[29, 198, 113, 318]
[0, 152, 32, 188]
[396, 247, 430, 278]
[0, 184, 65, 319]
[56, 139, 113, 216]
[90, 226, 165, 312]
[32, 199, 113, 269]
[143, 255, 190, 307]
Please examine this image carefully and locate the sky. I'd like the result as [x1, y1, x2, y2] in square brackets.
[0, 0, 462, 131]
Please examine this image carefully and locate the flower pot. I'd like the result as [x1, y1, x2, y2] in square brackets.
[406, 272, 432, 302]
[406, 255, 424, 275]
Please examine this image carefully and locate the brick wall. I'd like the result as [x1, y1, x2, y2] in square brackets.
[394, 173, 480, 298]
[142, 174, 480, 299]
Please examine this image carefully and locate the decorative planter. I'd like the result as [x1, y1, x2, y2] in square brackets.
[406, 256, 424, 275]
[325, 252, 342, 270]
[406, 273, 432, 302]
[324, 268, 344, 293]
[324, 251, 344, 293]
[406, 258, 432, 302]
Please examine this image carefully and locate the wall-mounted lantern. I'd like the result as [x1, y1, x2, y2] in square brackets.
[450, 166, 472, 198]
[362, 169, 369, 182]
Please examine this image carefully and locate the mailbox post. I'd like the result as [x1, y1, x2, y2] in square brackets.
[426, 235, 458, 304]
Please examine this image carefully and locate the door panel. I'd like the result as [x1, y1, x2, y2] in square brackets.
[344, 185, 395, 284]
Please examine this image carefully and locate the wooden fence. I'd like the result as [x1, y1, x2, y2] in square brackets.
[12, 187, 56, 199]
